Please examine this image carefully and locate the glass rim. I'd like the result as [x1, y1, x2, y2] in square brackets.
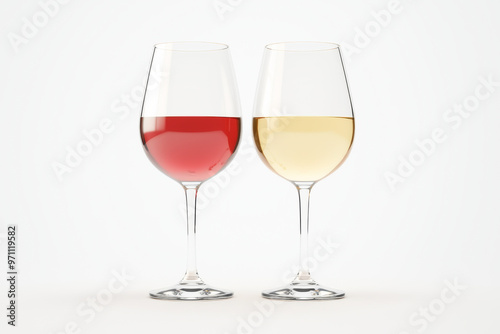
[265, 41, 340, 52]
[154, 41, 229, 52]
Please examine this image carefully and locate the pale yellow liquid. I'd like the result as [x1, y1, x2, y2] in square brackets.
[253, 116, 354, 182]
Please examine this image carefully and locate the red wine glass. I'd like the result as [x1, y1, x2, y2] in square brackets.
[140, 42, 241, 300]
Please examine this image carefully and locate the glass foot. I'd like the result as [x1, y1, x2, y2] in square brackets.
[262, 280, 345, 300]
[150, 281, 233, 300]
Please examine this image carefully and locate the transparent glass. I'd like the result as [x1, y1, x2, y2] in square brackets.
[253, 42, 354, 300]
[140, 42, 241, 300]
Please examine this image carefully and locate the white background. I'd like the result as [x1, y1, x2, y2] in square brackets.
[1, 0, 500, 333]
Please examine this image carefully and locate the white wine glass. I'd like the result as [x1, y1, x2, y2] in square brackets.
[253, 42, 354, 300]
[140, 42, 241, 300]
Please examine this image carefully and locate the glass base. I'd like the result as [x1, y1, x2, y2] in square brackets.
[150, 281, 233, 300]
[262, 280, 345, 300]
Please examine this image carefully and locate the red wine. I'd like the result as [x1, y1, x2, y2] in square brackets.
[140, 116, 241, 182]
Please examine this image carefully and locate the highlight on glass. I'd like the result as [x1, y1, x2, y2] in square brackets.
[253, 41, 354, 300]
[140, 42, 241, 300]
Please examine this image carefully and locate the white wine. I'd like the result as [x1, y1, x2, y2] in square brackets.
[253, 116, 354, 182]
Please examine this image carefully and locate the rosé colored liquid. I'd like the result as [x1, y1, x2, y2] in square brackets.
[141, 116, 240, 182]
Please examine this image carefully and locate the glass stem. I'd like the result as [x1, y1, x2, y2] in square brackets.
[294, 182, 315, 283]
[181, 182, 203, 283]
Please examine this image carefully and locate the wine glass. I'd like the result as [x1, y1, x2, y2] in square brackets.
[140, 42, 241, 300]
[253, 42, 354, 300]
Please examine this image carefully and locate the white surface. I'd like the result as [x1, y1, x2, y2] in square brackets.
[1, 0, 499, 333]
